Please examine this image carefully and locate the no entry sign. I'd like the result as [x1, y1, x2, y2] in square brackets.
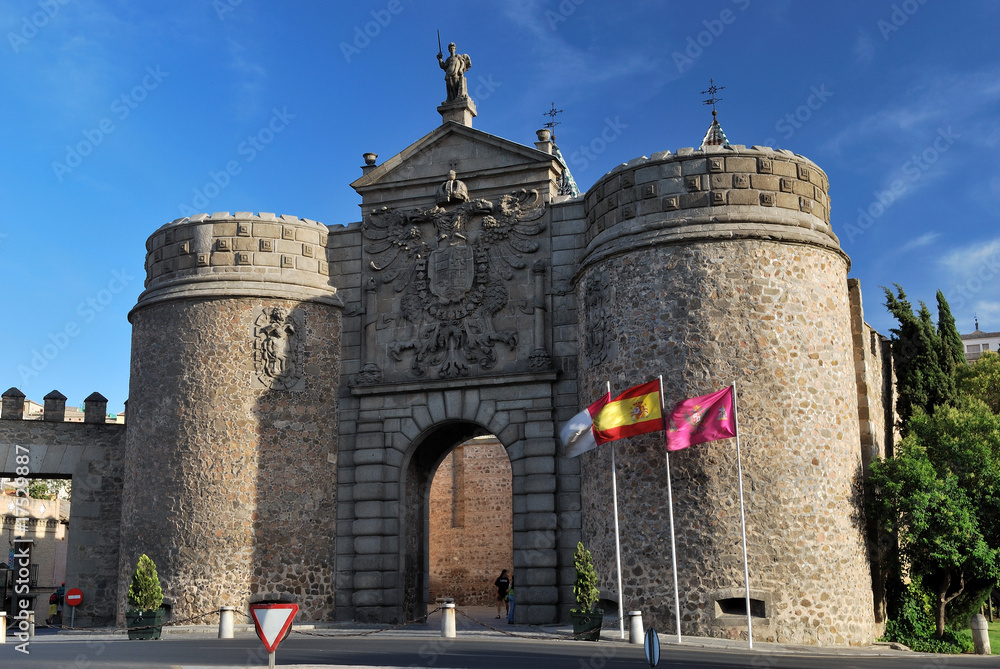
[65, 588, 83, 607]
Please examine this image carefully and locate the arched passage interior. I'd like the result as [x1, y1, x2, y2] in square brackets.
[401, 421, 512, 620]
[427, 434, 512, 606]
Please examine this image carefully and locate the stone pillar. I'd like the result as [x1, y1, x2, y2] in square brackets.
[43, 390, 68, 422]
[1, 387, 25, 420]
[628, 611, 644, 644]
[534, 129, 553, 154]
[120, 212, 343, 625]
[441, 602, 456, 638]
[971, 613, 991, 654]
[218, 606, 235, 639]
[437, 97, 477, 127]
[83, 392, 108, 424]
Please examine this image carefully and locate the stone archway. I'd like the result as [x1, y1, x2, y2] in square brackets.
[401, 421, 491, 621]
[427, 435, 512, 607]
[337, 381, 572, 626]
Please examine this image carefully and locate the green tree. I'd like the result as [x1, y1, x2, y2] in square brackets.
[871, 400, 1000, 638]
[957, 351, 1000, 414]
[27, 478, 71, 500]
[127, 554, 164, 611]
[935, 290, 965, 371]
[883, 285, 955, 431]
[572, 542, 600, 613]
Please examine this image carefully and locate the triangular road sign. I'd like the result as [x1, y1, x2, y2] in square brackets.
[249, 603, 298, 653]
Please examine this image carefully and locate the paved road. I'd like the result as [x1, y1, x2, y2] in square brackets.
[2, 633, 997, 669]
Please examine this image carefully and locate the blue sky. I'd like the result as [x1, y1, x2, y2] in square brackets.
[1, 0, 998, 413]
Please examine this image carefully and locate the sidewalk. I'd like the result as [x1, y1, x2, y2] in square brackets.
[29, 605, 914, 656]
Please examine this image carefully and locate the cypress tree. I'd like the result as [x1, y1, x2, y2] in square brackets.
[883, 285, 952, 432]
[936, 290, 966, 372]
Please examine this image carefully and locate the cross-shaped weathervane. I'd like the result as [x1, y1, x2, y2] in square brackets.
[543, 102, 563, 135]
[701, 79, 725, 116]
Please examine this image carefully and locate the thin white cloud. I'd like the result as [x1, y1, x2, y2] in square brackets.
[226, 37, 268, 122]
[898, 232, 940, 254]
[500, 1, 658, 89]
[939, 238, 1000, 280]
[973, 301, 1000, 325]
[823, 67, 1000, 157]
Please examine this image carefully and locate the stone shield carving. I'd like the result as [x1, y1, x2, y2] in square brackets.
[362, 186, 546, 379]
[584, 274, 612, 368]
[253, 306, 305, 391]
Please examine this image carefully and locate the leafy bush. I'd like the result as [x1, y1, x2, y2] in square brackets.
[572, 542, 599, 613]
[127, 554, 164, 611]
[881, 579, 973, 654]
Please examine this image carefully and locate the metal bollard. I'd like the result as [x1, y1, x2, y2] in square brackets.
[971, 613, 991, 655]
[218, 606, 235, 639]
[1, 611, 6, 644]
[28, 611, 35, 638]
[628, 611, 644, 644]
[441, 602, 456, 638]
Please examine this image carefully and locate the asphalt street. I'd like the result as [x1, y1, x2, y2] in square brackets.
[2, 632, 998, 669]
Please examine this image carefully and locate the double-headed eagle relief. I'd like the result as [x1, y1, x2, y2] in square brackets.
[362, 172, 546, 379]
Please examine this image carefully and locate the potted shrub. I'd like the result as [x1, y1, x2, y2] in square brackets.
[569, 541, 604, 641]
[126, 554, 165, 640]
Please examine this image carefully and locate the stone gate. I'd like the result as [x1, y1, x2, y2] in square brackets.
[2, 63, 898, 644]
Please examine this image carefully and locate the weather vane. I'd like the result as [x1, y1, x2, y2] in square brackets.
[543, 102, 563, 137]
[701, 78, 725, 117]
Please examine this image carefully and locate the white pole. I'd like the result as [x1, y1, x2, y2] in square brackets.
[610, 443, 626, 640]
[659, 375, 682, 644]
[606, 381, 627, 640]
[732, 381, 753, 649]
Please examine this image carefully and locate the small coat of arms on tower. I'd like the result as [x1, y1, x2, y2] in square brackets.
[253, 306, 305, 391]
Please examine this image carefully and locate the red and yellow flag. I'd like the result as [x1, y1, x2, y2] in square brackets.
[593, 380, 663, 445]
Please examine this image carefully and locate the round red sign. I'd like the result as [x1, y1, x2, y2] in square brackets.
[65, 588, 83, 607]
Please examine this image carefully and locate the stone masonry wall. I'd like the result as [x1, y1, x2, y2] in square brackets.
[578, 242, 873, 645]
[0, 420, 124, 627]
[574, 145, 875, 645]
[848, 277, 897, 627]
[122, 296, 340, 623]
[428, 437, 512, 605]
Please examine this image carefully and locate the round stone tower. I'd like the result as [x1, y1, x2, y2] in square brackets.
[120, 212, 342, 622]
[576, 145, 875, 645]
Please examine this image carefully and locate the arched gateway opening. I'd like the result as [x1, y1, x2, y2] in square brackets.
[427, 435, 512, 607]
[402, 422, 512, 621]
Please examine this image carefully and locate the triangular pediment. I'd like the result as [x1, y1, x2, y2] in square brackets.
[350, 122, 561, 211]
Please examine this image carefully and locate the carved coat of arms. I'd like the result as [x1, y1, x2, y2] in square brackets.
[253, 306, 305, 391]
[362, 177, 546, 379]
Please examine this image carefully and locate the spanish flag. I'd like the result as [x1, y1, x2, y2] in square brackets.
[560, 381, 664, 457]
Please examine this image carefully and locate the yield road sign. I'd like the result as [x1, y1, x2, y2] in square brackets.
[249, 602, 298, 654]
[65, 588, 83, 607]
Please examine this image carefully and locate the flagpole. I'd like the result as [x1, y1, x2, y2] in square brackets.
[608, 381, 626, 640]
[732, 380, 753, 649]
[659, 375, 682, 644]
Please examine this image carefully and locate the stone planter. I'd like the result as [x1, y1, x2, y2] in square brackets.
[126, 608, 164, 640]
[570, 609, 604, 641]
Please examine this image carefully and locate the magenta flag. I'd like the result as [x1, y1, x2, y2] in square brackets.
[665, 386, 737, 452]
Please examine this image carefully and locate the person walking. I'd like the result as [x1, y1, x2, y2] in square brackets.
[494, 569, 510, 619]
[506, 571, 516, 624]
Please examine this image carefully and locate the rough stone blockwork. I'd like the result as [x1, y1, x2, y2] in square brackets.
[121, 213, 342, 624]
[0, 420, 124, 627]
[428, 437, 513, 605]
[575, 146, 877, 645]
